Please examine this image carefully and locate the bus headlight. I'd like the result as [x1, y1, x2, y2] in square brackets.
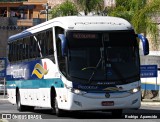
[65, 84, 87, 95]
[129, 86, 141, 93]
[71, 89, 87, 95]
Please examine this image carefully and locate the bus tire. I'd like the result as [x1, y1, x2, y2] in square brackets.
[112, 109, 123, 118]
[50, 87, 65, 117]
[16, 89, 26, 111]
[55, 99, 64, 117]
[51, 87, 56, 114]
[16, 89, 34, 111]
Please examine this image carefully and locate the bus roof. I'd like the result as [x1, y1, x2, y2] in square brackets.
[8, 16, 133, 42]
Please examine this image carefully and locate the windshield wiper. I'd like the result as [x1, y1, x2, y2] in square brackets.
[87, 57, 102, 84]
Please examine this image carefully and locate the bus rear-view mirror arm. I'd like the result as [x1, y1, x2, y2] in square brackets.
[137, 34, 149, 55]
[58, 34, 68, 57]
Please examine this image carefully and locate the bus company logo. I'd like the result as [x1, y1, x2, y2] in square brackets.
[103, 87, 122, 91]
[105, 93, 110, 98]
[78, 85, 98, 90]
[32, 62, 48, 79]
[11, 67, 26, 79]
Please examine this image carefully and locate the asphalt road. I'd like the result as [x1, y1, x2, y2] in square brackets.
[0, 99, 160, 120]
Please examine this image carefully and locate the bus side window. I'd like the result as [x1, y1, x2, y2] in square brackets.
[8, 43, 12, 62]
[26, 44, 28, 60]
[48, 30, 54, 55]
[29, 36, 34, 58]
[30, 35, 38, 59]
[20, 42, 23, 60]
[33, 36, 38, 58]
[48, 31, 53, 55]
[40, 32, 45, 56]
[16, 42, 18, 61]
[16, 40, 21, 61]
[56, 39, 66, 76]
[25, 38, 30, 60]
[16, 42, 19, 61]
[12, 42, 16, 61]
[35, 34, 41, 58]
[55, 27, 66, 75]
[22, 38, 27, 60]
[39, 31, 46, 57]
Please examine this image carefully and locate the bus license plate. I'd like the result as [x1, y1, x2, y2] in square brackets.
[101, 101, 114, 106]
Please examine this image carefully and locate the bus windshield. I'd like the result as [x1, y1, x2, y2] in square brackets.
[66, 31, 140, 84]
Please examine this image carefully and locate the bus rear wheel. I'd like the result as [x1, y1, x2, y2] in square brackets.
[16, 90, 26, 111]
[16, 90, 34, 111]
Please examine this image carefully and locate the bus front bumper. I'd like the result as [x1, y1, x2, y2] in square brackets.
[58, 91, 141, 111]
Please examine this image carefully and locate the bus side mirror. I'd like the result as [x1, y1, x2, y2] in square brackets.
[137, 34, 149, 55]
[58, 34, 68, 56]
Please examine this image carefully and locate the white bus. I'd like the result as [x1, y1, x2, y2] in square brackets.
[6, 16, 149, 117]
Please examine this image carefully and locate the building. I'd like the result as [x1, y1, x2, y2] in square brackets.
[0, 0, 47, 27]
[0, 0, 48, 57]
[104, 0, 116, 7]
[0, 0, 122, 58]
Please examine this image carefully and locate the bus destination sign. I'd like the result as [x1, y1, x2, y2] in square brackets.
[73, 33, 98, 39]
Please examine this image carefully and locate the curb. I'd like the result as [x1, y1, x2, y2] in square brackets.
[0, 98, 8, 101]
[141, 101, 160, 106]
[141, 99, 160, 106]
[0, 120, 9, 122]
[0, 98, 9, 104]
[0, 99, 8, 101]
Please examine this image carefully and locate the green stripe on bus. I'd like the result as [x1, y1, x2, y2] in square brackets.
[7, 78, 64, 89]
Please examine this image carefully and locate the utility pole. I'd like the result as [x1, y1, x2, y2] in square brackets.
[46, 3, 49, 21]
[41, 3, 51, 21]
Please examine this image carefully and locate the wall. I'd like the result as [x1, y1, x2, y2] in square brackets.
[0, 18, 24, 57]
[0, 17, 9, 26]
[0, 29, 22, 57]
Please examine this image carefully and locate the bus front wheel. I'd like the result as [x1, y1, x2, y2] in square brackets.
[51, 88, 65, 117]
[54, 99, 65, 117]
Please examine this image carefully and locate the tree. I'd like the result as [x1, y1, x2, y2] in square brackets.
[50, 0, 104, 17]
[107, 0, 160, 49]
[50, 0, 78, 18]
[77, 0, 104, 15]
